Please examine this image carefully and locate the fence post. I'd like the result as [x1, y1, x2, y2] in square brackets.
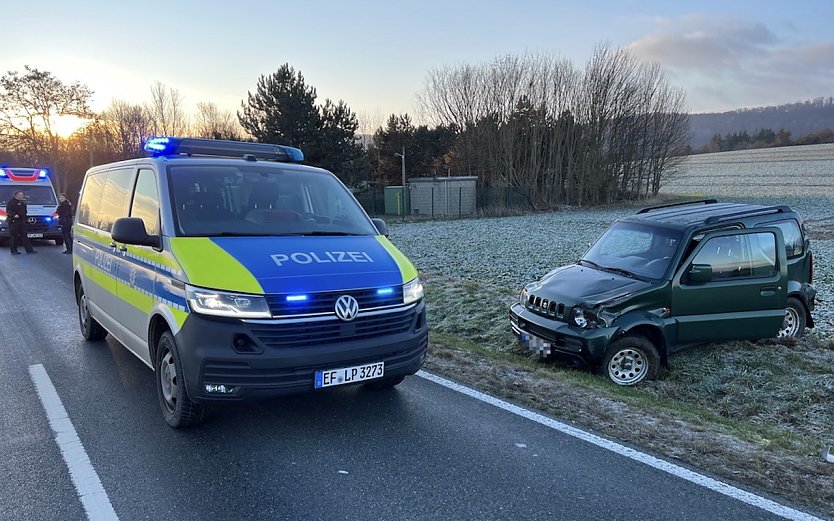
[458, 187, 462, 218]
[431, 187, 434, 217]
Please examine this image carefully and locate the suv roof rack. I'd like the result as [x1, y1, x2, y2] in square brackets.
[636, 199, 718, 214]
[703, 205, 790, 224]
[144, 137, 304, 163]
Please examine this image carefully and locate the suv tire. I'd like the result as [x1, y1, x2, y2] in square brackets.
[77, 285, 108, 341]
[777, 297, 806, 338]
[156, 331, 206, 428]
[601, 335, 660, 386]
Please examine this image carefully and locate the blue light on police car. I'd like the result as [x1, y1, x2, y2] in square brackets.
[277, 145, 304, 162]
[286, 294, 308, 302]
[144, 137, 176, 155]
[38, 169, 48, 178]
[0, 171, 6, 178]
[376, 288, 394, 296]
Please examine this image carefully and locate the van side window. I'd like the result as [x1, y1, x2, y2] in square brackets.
[98, 169, 136, 232]
[689, 232, 777, 281]
[759, 219, 803, 258]
[78, 173, 105, 227]
[130, 170, 160, 236]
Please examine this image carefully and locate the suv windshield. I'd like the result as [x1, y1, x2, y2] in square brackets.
[0, 186, 56, 205]
[582, 221, 683, 280]
[169, 165, 377, 237]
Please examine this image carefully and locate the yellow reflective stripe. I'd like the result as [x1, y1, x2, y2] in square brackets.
[169, 238, 263, 293]
[171, 308, 188, 328]
[376, 236, 418, 283]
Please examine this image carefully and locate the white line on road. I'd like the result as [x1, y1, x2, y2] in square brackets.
[416, 370, 823, 521]
[29, 364, 119, 521]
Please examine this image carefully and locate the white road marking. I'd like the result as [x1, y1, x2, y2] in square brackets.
[416, 370, 823, 521]
[29, 364, 119, 521]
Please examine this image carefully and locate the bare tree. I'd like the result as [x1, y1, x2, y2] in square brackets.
[101, 99, 153, 159]
[147, 81, 187, 136]
[194, 101, 242, 140]
[418, 45, 689, 208]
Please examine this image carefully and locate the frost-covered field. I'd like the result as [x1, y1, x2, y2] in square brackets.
[390, 143, 834, 338]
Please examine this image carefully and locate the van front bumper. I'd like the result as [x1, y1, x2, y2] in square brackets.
[174, 301, 428, 403]
[510, 303, 617, 364]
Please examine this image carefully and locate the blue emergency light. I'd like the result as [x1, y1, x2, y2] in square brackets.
[38, 169, 48, 178]
[376, 288, 394, 296]
[285, 294, 308, 302]
[144, 137, 304, 163]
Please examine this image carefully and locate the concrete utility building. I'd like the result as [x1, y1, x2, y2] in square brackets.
[407, 176, 477, 217]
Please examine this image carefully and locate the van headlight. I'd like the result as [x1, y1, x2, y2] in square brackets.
[186, 285, 271, 318]
[403, 277, 424, 305]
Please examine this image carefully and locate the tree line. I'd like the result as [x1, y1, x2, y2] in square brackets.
[698, 127, 834, 153]
[1, 46, 690, 209]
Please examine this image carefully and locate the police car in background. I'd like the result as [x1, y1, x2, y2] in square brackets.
[0, 167, 64, 246]
[73, 138, 427, 427]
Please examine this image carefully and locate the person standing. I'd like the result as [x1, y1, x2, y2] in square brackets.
[5, 190, 37, 255]
[56, 193, 73, 254]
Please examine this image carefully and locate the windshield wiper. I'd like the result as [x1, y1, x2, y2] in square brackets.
[603, 266, 639, 279]
[302, 231, 364, 236]
[578, 259, 603, 270]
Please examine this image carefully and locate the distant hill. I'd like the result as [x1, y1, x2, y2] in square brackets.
[689, 97, 834, 147]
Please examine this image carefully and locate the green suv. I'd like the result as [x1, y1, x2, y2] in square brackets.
[509, 200, 816, 386]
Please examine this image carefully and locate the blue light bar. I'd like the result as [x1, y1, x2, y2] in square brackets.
[38, 169, 48, 178]
[376, 288, 394, 296]
[0, 170, 6, 177]
[286, 294, 308, 302]
[144, 137, 304, 163]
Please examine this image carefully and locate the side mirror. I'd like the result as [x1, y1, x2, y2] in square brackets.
[371, 218, 389, 237]
[112, 217, 160, 248]
[687, 263, 713, 283]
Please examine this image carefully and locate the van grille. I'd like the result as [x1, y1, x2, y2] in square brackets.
[265, 287, 403, 317]
[250, 308, 416, 349]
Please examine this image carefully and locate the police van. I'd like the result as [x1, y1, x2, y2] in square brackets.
[0, 167, 64, 246]
[73, 138, 427, 427]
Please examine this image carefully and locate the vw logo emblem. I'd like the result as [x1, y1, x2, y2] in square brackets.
[335, 295, 359, 321]
[27, 217, 37, 224]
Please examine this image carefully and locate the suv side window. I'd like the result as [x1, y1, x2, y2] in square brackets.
[759, 219, 802, 258]
[689, 231, 777, 281]
[130, 169, 160, 236]
[98, 168, 136, 232]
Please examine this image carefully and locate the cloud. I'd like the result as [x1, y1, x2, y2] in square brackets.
[626, 15, 834, 112]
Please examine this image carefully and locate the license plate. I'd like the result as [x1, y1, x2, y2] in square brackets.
[520, 332, 551, 349]
[27, 233, 43, 238]
[315, 361, 384, 389]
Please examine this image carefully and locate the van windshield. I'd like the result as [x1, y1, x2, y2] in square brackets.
[581, 222, 683, 281]
[0, 186, 57, 205]
[168, 165, 378, 237]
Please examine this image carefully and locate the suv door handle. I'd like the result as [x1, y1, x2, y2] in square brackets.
[760, 286, 777, 297]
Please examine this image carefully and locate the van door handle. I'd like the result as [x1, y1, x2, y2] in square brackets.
[760, 286, 777, 297]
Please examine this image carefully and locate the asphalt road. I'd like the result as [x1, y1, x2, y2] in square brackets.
[0, 242, 824, 521]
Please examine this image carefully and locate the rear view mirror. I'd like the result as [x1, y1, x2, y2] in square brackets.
[112, 217, 160, 248]
[371, 218, 389, 237]
[687, 263, 713, 283]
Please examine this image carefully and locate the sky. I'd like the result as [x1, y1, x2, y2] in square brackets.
[3, 0, 833, 129]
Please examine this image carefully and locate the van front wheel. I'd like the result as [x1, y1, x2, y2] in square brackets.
[156, 331, 206, 428]
[77, 285, 107, 341]
[600, 336, 660, 386]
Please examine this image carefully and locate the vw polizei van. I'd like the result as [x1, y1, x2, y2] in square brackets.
[73, 138, 427, 427]
[0, 167, 64, 246]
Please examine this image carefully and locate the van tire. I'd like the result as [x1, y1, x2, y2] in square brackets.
[156, 331, 206, 428]
[77, 285, 107, 341]
[600, 335, 660, 386]
[777, 297, 806, 338]
[364, 375, 405, 390]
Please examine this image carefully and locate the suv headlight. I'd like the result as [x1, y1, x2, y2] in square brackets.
[186, 285, 271, 318]
[519, 288, 529, 305]
[571, 307, 600, 329]
[403, 277, 424, 305]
